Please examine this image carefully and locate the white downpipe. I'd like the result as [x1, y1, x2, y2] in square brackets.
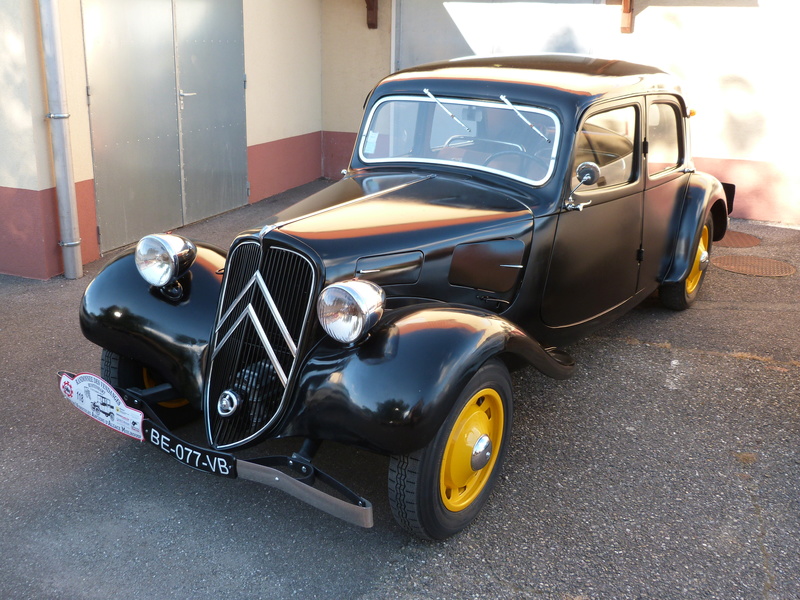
[38, 0, 83, 279]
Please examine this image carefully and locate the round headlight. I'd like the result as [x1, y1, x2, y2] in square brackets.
[134, 234, 197, 287]
[317, 280, 385, 344]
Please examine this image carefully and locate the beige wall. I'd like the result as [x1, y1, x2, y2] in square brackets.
[59, 0, 93, 183]
[321, 0, 393, 134]
[430, 0, 799, 224]
[1, 0, 51, 191]
[0, 0, 92, 192]
[243, 0, 323, 145]
[2, 0, 392, 194]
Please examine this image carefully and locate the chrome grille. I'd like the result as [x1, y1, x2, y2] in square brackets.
[205, 240, 316, 449]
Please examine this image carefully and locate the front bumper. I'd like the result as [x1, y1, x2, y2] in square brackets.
[58, 372, 373, 528]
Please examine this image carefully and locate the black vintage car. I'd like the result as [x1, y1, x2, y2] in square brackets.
[60, 55, 734, 540]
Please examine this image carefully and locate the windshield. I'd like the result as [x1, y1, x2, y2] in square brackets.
[359, 95, 561, 186]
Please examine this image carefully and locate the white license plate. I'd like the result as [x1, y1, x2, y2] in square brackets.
[144, 421, 236, 478]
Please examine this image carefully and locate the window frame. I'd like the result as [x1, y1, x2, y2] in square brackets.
[358, 95, 562, 187]
[645, 97, 686, 179]
[570, 100, 644, 203]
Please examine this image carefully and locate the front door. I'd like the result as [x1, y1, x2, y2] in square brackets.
[84, 0, 247, 252]
[542, 102, 644, 328]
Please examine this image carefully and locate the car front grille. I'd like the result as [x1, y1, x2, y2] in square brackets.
[205, 239, 316, 449]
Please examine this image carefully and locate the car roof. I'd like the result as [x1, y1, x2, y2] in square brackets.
[377, 54, 684, 109]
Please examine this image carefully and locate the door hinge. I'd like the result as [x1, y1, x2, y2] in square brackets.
[642, 139, 649, 156]
[86, 85, 91, 106]
[246, 181, 251, 197]
[244, 74, 247, 90]
[636, 247, 644, 263]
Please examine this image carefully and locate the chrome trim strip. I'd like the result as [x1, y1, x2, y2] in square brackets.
[236, 460, 373, 528]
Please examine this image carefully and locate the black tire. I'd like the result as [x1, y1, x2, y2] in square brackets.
[101, 349, 146, 388]
[388, 360, 513, 540]
[659, 212, 714, 311]
[101, 350, 195, 427]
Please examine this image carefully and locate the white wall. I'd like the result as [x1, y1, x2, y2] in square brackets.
[1, 1, 51, 191]
[243, 0, 323, 145]
[395, 0, 800, 223]
[321, 0, 393, 134]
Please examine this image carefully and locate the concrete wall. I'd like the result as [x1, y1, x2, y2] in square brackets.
[1, 0, 391, 279]
[11, 0, 791, 279]
[320, 0, 393, 178]
[0, 0, 96, 279]
[395, 0, 799, 225]
[243, 0, 324, 201]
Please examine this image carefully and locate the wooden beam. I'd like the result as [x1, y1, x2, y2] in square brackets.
[621, 0, 633, 34]
[366, 0, 378, 29]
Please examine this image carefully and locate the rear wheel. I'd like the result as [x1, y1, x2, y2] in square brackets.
[388, 360, 513, 539]
[659, 213, 713, 310]
[101, 350, 194, 426]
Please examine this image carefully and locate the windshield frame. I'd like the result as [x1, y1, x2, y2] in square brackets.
[358, 94, 561, 187]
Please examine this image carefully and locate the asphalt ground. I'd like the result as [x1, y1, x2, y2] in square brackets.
[1, 180, 798, 600]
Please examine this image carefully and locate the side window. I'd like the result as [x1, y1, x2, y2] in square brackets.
[647, 103, 681, 175]
[574, 106, 637, 189]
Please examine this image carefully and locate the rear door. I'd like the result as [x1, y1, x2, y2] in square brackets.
[639, 97, 691, 290]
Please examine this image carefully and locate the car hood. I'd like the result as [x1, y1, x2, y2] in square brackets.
[259, 172, 534, 284]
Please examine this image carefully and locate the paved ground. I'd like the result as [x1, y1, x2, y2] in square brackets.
[1, 181, 798, 600]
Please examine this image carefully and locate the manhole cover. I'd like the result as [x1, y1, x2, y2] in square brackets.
[717, 230, 761, 248]
[711, 255, 796, 277]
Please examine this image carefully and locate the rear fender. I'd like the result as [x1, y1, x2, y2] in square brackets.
[79, 243, 226, 407]
[282, 305, 574, 455]
[663, 173, 732, 284]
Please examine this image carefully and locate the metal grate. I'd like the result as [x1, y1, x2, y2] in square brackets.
[205, 240, 316, 449]
[711, 255, 796, 277]
[716, 230, 761, 248]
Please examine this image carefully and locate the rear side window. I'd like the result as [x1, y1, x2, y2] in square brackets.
[574, 106, 637, 188]
[647, 103, 681, 175]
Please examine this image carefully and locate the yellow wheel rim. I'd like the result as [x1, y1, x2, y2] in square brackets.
[686, 224, 709, 296]
[440, 387, 504, 512]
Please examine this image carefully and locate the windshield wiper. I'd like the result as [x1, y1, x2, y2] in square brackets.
[424, 89, 471, 133]
[500, 95, 550, 143]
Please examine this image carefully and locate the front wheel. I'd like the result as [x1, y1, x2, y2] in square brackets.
[101, 349, 195, 427]
[388, 360, 513, 539]
[659, 213, 713, 311]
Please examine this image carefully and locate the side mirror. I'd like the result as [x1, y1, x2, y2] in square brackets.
[565, 161, 601, 212]
[576, 161, 600, 186]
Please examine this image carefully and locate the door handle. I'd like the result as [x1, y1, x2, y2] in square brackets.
[179, 90, 197, 110]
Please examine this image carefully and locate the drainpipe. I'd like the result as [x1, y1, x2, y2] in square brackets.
[38, 0, 83, 279]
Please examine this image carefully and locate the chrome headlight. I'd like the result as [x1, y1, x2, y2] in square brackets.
[134, 234, 197, 287]
[317, 280, 385, 344]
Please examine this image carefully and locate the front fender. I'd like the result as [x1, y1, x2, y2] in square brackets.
[663, 172, 731, 285]
[281, 305, 574, 455]
[79, 243, 226, 407]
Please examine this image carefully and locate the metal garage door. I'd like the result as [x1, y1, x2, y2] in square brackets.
[83, 0, 247, 251]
